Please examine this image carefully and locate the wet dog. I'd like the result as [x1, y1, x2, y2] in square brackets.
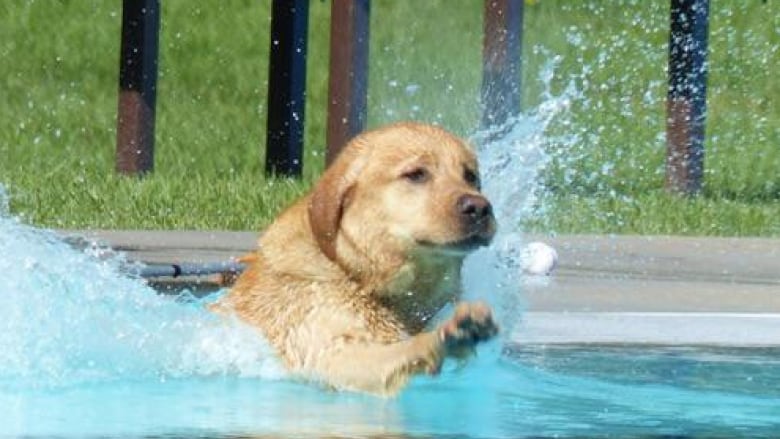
[212, 122, 498, 395]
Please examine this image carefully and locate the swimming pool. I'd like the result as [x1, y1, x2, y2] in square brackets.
[2, 209, 779, 438]
[3, 85, 778, 437]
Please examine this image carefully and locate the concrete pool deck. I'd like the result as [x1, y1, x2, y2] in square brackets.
[62, 230, 780, 347]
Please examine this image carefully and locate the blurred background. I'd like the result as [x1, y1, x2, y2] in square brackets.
[0, 0, 777, 234]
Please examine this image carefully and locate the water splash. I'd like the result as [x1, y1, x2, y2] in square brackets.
[0, 195, 283, 390]
[0, 55, 576, 391]
[463, 56, 577, 336]
[0, 76, 570, 390]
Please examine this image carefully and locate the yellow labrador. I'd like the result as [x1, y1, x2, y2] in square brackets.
[213, 122, 498, 395]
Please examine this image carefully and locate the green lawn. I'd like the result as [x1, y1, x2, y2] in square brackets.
[1, 1, 778, 235]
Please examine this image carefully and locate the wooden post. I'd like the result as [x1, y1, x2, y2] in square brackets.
[666, 0, 709, 195]
[116, 0, 160, 175]
[265, 0, 309, 177]
[481, 0, 523, 130]
[326, 0, 370, 166]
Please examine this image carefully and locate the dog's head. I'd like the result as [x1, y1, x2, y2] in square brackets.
[308, 122, 496, 273]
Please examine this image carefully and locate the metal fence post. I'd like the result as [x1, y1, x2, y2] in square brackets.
[265, 0, 309, 177]
[326, 0, 370, 166]
[116, 0, 160, 175]
[481, 0, 523, 130]
[666, 0, 709, 195]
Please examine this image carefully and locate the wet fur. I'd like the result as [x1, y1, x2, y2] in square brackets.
[212, 122, 498, 395]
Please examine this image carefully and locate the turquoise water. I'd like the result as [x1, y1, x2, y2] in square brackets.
[4, 352, 780, 438]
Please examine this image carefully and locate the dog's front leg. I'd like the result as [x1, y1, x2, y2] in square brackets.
[312, 330, 443, 396]
[311, 301, 498, 396]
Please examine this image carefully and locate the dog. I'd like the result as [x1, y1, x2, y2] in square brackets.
[212, 122, 499, 396]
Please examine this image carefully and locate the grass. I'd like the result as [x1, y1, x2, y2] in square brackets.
[1, 0, 778, 235]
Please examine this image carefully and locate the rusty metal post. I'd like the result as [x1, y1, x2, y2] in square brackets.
[265, 0, 309, 177]
[481, 0, 523, 130]
[116, 0, 160, 175]
[326, 0, 370, 166]
[666, 0, 709, 195]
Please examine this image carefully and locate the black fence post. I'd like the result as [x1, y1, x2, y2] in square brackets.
[265, 0, 309, 177]
[326, 0, 370, 166]
[666, 0, 709, 195]
[481, 0, 523, 130]
[116, 0, 160, 175]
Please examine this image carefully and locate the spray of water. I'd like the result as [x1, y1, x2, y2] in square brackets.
[0, 189, 284, 390]
[462, 56, 577, 336]
[0, 56, 577, 391]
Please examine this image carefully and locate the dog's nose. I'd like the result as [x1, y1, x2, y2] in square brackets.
[456, 194, 493, 222]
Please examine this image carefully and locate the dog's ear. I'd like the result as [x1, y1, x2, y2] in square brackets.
[308, 143, 368, 261]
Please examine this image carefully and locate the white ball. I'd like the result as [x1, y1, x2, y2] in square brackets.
[520, 241, 558, 276]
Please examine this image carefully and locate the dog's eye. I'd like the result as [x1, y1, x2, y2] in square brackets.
[464, 168, 481, 189]
[402, 167, 430, 184]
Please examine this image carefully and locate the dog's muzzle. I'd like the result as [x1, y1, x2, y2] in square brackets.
[455, 194, 496, 247]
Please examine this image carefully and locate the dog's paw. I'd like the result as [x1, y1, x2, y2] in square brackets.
[438, 301, 499, 356]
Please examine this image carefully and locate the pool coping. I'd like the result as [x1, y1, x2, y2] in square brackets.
[60, 230, 780, 347]
[513, 311, 780, 347]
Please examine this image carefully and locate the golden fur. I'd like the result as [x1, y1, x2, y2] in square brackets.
[213, 122, 498, 395]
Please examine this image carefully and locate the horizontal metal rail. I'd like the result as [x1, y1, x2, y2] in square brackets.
[136, 261, 246, 279]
